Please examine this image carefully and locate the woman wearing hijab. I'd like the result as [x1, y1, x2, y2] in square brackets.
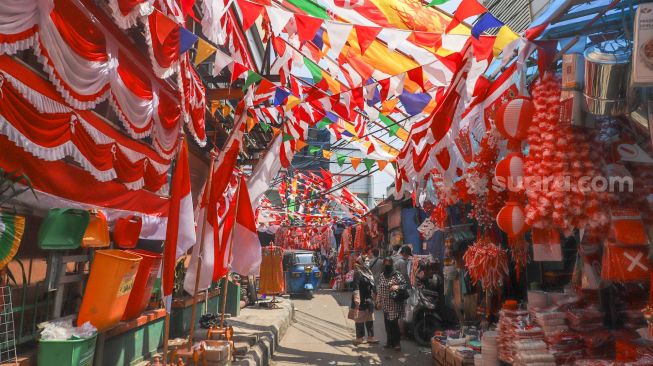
[349, 256, 379, 345]
[377, 256, 408, 351]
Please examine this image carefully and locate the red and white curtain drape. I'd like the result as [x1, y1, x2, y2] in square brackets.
[0, 55, 170, 194]
[0, 0, 206, 157]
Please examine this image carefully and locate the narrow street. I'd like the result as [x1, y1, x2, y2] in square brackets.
[271, 290, 432, 366]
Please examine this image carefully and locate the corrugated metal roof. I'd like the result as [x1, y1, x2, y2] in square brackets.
[483, 0, 533, 33]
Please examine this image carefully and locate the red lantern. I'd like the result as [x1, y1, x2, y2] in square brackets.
[497, 202, 527, 237]
[495, 153, 524, 191]
[495, 97, 533, 144]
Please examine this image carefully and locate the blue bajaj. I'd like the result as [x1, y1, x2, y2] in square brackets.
[283, 250, 321, 299]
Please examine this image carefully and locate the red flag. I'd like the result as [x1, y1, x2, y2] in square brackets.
[445, 0, 487, 33]
[154, 10, 178, 44]
[295, 14, 323, 43]
[353, 25, 381, 54]
[237, 0, 264, 30]
[163, 141, 195, 310]
[407, 67, 425, 92]
[231, 62, 249, 83]
[226, 176, 263, 275]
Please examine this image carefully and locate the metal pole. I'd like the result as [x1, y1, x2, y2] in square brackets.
[188, 151, 218, 350]
[220, 177, 243, 328]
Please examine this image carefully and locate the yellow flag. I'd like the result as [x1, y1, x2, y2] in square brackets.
[322, 150, 333, 159]
[493, 26, 519, 57]
[210, 101, 220, 115]
[285, 96, 301, 111]
[194, 38, 216, 66]
[271, 126, 280, 136]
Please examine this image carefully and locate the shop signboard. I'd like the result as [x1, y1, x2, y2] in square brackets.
[633, 3, 653, 86]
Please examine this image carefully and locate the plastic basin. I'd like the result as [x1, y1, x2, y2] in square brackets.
[122, 249, 162, 321]
[38, 333, 97, 366]
[77, 250, 142, 331]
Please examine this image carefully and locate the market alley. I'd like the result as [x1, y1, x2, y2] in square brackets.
[271, 291, 431, 366]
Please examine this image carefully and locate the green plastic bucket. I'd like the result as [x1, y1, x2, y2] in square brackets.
[38, 208, 90, 250]
[38, 333, 97, 366]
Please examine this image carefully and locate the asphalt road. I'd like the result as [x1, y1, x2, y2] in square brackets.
[271, 290, 432, 366]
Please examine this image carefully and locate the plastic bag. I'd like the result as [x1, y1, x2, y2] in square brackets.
[40, 319, 97, 340]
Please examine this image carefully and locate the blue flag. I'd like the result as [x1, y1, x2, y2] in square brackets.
[273, 88, 291, 106]
[179, 27, 198, 55]
[399, 92, 432, 116]
[471, 13, 504, 39]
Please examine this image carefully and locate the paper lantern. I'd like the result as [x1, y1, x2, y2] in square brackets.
[495, 153, 524, 191]
[497, 202, 527, 237]
[495, 97, 533, 142]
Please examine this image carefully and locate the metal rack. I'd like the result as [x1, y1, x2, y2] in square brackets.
[0, 286, 17, 364]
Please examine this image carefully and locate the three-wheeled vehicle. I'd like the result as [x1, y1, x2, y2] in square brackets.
[282, 250, 321, 299]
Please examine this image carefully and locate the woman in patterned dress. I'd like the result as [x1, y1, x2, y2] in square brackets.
[377, 256, 408, 351]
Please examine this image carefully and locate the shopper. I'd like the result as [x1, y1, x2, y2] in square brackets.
[368, 248, 384, 283]
[349, 256, 378, 345]
[394, 245, 413, 289]
[377, 256, 408, 351]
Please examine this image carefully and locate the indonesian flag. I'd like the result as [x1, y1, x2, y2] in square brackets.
[163, 140, 196, 311]
[225, 175, 262, 276]
[183, 143, 240, 294]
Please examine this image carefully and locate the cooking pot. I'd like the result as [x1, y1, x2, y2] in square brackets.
[583, 41, 632, 116]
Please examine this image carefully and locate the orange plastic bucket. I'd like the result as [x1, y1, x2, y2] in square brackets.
[77, 250, 142, 331]
[121, 249, 162, 321]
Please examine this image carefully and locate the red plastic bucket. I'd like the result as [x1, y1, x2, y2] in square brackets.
[121, 249, 162, 320]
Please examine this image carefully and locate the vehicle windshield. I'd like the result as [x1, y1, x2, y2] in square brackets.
[295, 253, 314, 266]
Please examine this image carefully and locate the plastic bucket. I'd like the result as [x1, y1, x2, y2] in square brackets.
[38, 333, 97, 366]
[122, 249, 162, 320]
[77, 250, 142, 331]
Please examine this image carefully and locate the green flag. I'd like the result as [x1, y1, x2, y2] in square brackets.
[283, 133, 294, 142]
[336, 153, 346, 167]
[286, 0, 329, 19]
[379, 114, 400, 137]
[242, 70, 262, 91]
[259, 121, 271, 132]
[316, 118, 334, 129]
[363, 158, 375, 172]
[427, 0, 450, 6]
[304, 57, 323, 83]
[308, 145, 321, 155]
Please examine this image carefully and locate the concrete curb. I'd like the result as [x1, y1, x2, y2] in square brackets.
[231, 300, 295, 366]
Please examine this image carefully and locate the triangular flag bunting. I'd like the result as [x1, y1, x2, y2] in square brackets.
[336, 153, 347, 167]
[237, 0, 264, 30]
[283, 133, 294, 142]
[427, 0, 451, 6]
[271, 126, 281, 136]
[274, 87, 291, 106]
[377, 160, 388, 171]
[304, 57, 323, 83]
[353, 25, 381, 55]
[246, 116, 257, 132]
[267, 6, 293, 36]
[242, 70, 262, 91]
[317, 118, 334, 129]
[350, 157, 361, 170]
[406, 67, 425, 92]
[179, 27, 199, 55]
[295, 14, 324, 43]
[259, 121, 271, 132]
[363, 158, 375, 172]
[295, 139, 308, 151]
[194, 38, 216, 65]
[471, 13, 504, 39]
[155, 10, 177, 44]
[231, 62, 249, 83]
[325, 21, 353, 56]
[308, 145, 321, 155]
[322, 150, 333, 159]
[445, 0, 487, 33]
[493, 25, 520, 57]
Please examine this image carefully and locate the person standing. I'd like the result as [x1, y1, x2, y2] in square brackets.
[349, 256, 378, 345]
[394, 245, 413, 289]
[377, 257, 408, 351]
[368, 248, 384, 284]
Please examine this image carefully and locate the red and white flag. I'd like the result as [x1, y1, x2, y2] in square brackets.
[163, 140, 196, 311]
[225, 175, 262, 276]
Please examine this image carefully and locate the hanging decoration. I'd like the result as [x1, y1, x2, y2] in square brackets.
[463, 236, 509, 292]
[0, 213, 25, 269]
[494, 97, 533, 149]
